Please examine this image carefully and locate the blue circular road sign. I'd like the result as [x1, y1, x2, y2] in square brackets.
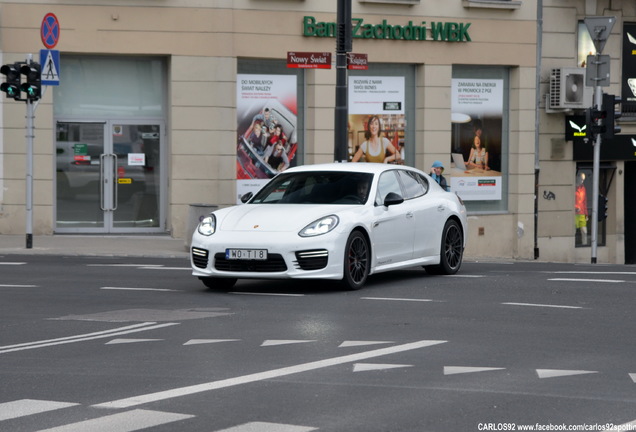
[41, 13, 60, 49]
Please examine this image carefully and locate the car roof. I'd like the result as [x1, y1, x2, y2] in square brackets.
[285, 162, 420, 175]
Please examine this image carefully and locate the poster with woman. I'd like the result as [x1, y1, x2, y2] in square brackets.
[450, 78, 503, 201]
[348, 76, 406, 164]
[236, 74, 298, 202]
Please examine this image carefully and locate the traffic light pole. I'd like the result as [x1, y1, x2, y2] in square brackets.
[25, 97, 34, 249]
[590, 83, 602, 263]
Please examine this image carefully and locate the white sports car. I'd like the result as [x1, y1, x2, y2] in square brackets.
[191, 163, 467, 290]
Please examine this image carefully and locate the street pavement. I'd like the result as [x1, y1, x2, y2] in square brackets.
[0, 235, 190, 258]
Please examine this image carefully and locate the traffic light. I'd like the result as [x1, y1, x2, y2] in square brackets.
[0, 63, 22, 100]
[601, 93, 621, 140]
[585, 105, 606, 137]
[598, 194, 608, 222]
[20, 62, 41, 101]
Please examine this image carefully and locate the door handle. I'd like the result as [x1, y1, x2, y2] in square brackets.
[100, 154, 107, 211]
[406, 211, 414, 219]
[110, 154, 118, 211]
[99, 154, 118, 211]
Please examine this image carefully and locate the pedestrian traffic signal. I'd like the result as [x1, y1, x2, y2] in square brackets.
[20, 62, 41, 101]
[601, 93, 621, 140]
[598, 194, 608, 222]
[0, 63, 22, 100]
[585, 105, 606, 137]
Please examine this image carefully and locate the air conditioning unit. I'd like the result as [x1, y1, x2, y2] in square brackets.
[548, 68, 592, 111]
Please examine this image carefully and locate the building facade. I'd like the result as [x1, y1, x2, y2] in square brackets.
[0, 0, 632, 263]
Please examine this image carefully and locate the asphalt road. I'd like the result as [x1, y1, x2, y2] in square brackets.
[1, 255, 635, 432]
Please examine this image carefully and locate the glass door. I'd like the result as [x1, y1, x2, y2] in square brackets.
[55, 121, 165, 233]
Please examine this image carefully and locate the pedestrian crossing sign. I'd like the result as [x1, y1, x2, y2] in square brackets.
[40, 49, 60, 86]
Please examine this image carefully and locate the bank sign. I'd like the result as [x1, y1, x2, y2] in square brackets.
[303, 16, 471, 42]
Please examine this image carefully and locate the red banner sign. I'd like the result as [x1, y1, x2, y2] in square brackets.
[347, 53, 368, 70]
[287, 52, 332, 69]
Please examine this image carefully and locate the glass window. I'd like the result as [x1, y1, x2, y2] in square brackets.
[397, 170, 426, 199]
[375, 171, 402, 206]
[452, 66, 509, 213]
[54, 56, 165, 118]
[349, 64, 416, 166]
[575, 164, 610, 247]
[238, 59, 305, 168]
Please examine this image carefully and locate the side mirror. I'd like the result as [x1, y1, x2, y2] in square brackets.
[383, 192, 404, 207]
[240, 192, 253, 203]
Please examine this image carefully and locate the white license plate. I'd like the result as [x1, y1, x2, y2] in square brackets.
[225, 248, 268, 260]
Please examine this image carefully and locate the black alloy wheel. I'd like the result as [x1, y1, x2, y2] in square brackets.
[342, 230, 369, 290]
[425, 219, 463, 275]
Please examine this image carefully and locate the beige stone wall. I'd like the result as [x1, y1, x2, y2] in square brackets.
[538, 0, 634, 263]
[0, 0, 545, 262]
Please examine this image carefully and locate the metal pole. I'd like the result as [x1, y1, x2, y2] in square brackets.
[590, 78, 602, 264]
[334, 0, 351, 162]
[25, 97, 34, 249]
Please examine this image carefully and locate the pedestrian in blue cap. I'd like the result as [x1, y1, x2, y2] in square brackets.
[430, 160, 449, 191]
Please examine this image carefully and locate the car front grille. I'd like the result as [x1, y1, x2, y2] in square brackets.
[294, 249, 329, 270]
[213, 253, 287, 272]
[191, 247, 209, 269]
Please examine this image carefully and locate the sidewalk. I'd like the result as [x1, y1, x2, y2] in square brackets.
[0, 235, 190, 258]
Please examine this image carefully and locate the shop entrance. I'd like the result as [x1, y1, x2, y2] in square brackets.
[55, 121, 165, 233]
[625, 161, 636, 264]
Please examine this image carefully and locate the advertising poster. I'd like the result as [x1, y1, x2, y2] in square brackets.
[450, 78, 504, 201]
[348, 76, 405, 164]
[236, 74, 298, 203]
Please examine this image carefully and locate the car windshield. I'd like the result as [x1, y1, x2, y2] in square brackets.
[250, 171, 374, 205]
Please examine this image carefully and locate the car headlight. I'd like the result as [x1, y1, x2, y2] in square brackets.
[299, 215, 339, 237]
[197, 215, 217, 236]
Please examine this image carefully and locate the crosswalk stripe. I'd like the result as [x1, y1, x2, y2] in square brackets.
[216, 422, 318, 432]
[35, 409, 194, 432]
[0, 399, 79, 421]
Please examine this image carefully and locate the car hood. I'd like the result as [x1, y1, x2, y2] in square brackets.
[218, 204, 355, 232]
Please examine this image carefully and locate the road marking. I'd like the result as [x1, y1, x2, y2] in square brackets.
[0, 399, 79, 421]
[353, 363, 412, 372]
[139, 266, 191, 271]
[184, 339, 241, 345]
[0, 284, 38, 288]
[536, 369, 598, 379]
[230, 292, 305, 297]
[548, 278, 624, 283]
[448, 274, 485, 278]
[101, 287, 177, 292]
[630, 373, 636, 383]
[217, 422, 317, 432]
[361, 297, 440, 302]
[0, 322, 178, 354]
[87, 264, 165, 267]
[92, 339, 447, 409]
[105, 338, 163, 345]
[502, 302, 583, 309]
[444, 366, 506, 375]
[261, 340, 316, 347]
[339, 341, 392, 348]
[35, 409, 194, 432]
[547, 271, 636, 275]
[0, 262, 26, 265]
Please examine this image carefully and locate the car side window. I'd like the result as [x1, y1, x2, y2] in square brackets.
[399, 170, 428, 199]
[375, 171, 402, 206]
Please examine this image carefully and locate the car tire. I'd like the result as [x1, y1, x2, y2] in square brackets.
[199, 277, 237, 290]
[341, 230, 369, 290]
[425, 219, 463, 275]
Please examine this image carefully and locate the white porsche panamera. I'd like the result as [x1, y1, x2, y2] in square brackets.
[190, 163, 467, 290]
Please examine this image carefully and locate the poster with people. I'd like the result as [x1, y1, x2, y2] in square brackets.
[236, 74, 298, 203]
[348, 76, 405, 164]
[450, 78, 504, 201]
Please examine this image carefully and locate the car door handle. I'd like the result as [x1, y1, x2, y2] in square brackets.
[406, 211, 414, 219]
[437, 205, 445, 212]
